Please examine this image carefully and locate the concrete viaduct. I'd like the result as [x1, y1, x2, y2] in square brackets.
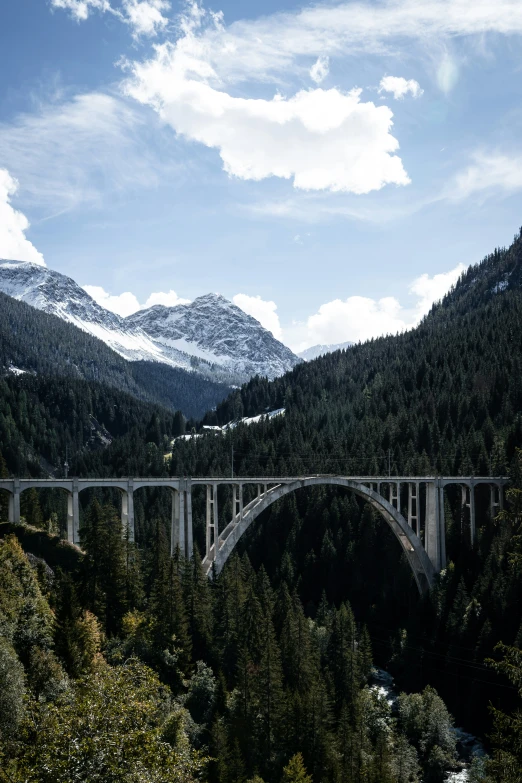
[0, 476, 508, 594]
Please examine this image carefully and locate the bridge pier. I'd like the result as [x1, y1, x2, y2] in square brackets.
[206, 484, 218, 561]
[233, 483, 244, 522]
[9, 480, 21, 524]
[67, 486, 80, 545]
[389, 482, 399, 510]
[490, 483, 503, 518]
[461, 483, 476, 544]
[121, 481, 135, 543]
[425, 480, 446, 572]
[171, 482, 193, 560]
[408, 482, 419, 535]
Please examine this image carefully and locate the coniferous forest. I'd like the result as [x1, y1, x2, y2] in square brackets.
[2, 232, 522, 782]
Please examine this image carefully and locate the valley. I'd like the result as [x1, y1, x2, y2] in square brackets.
[1, 230, 522, 782]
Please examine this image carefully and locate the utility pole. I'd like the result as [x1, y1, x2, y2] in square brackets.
[64, 446, 69, 479]
[231, 443, 234, 479]
[388, 449, 391, 477]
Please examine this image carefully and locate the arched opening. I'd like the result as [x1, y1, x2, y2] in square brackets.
[203, 478, 435, 594]
[0, 488, 12, 524]
[18, 485, 70, 538]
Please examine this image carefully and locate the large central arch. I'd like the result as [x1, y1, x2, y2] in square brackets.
[203, 477, 436, 594]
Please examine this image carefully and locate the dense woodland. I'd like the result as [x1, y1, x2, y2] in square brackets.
[1, 231, 522, 780]
[0, 291, 230, 419]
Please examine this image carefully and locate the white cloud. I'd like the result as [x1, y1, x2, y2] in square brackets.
[283, 262, 465, 351]
[379, 76, 423, 99]
[122, 0, 170, 38]
[448, 151, 522, 201]
[121, 0, 522, 90]
[50, 0, 113, 21]
[144, 289, 190, 307]
[124, 45, 410, 194]
[52, 0, 170, 37]
[304, 295, 406, 347]
[410, 263, 465, 318]
[0, 170, 45, 266]
[83, 284, 189, 316]
[233, 294, 282, 339]
[0, 92, 181, 212]
[310, 55, 329, 84]
[83, 285, 141, 316]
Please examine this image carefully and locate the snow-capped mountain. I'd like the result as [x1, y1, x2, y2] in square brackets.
[0, 259, 168, 364]
[298, 341, 354, 361]
[0, 260, 299, 382]
[126, 294, 300, 381]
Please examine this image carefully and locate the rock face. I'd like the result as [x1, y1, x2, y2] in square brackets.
[0, 260, 300, 383]
[126, 294, 301, 381]
[298, 342, 354, 361]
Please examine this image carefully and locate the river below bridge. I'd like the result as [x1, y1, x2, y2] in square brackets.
[370, 669, 485, 782]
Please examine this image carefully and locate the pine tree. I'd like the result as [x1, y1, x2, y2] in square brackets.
[281, 753, 312, 783]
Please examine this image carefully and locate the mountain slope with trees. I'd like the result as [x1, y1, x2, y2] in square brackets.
[171, 227, 522, 478]
[0, 291, 230, 418]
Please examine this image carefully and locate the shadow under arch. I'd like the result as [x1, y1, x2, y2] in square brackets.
[204, 477, 436, 595]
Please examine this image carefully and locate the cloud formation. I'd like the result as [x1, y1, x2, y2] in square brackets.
[50, 0, 113, 21]
[409, 263, 465, 319]
[83, 284, 189, 316]
[122, 0, 170, 37]
[233, 294, 282, 339]
[123, 0, 522, 89]
[310, 55, 329, 84]
[379, 76, 423, 99]
[284, 262, 465, 351]
[51, 0, 170, 37]
[124, 47, 409, 194]
[0, 92, 180, 212]
[448, 152, 522, 201]
[0, 169, 45, 266]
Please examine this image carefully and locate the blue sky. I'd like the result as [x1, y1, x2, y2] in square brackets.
[1, 0, 522, 351]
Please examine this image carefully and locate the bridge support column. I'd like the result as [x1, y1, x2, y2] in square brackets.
[9, 480, 20, 525]
[66, 486, 80, 545]
[425, 480, 445, 571]
[66, 479, 80, 545]
[186, 481, 193, 558]
[389, 482, 399, 510]
[206, 484, 218, 561]
[121, 482, 135, 543]
[171, 490, 183, 557]
[233, 483, 243, 522]
[408, 483, 419, 534]
[438, 484, 446, 569]
[461, 483, 476, 545]
[171, 481, 193, 560]
[490, 484, 502, 519]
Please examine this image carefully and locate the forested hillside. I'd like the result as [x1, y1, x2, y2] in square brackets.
[165, 228, 522, 746]
[0, 291, 230, 418]
[0, 373, 177, 477]
[0, 520, 470, 783]
[2, 230, 522, 781]
[171, 228, 522, 478]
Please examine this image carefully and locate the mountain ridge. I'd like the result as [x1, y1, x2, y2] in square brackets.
[0, 260, 300, 384]
[298, 341, 354, 361]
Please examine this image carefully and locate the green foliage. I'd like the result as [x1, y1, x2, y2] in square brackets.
[483, 644, 522, 782]
[0, 535, 54, 657]
[281, 753, 312, 783]
[0, 636, 25, 740]
[13, 659, 205, 783]
[0, 290, 229, 418]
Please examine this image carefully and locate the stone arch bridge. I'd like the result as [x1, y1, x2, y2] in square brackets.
[0, 476, 508, 594]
